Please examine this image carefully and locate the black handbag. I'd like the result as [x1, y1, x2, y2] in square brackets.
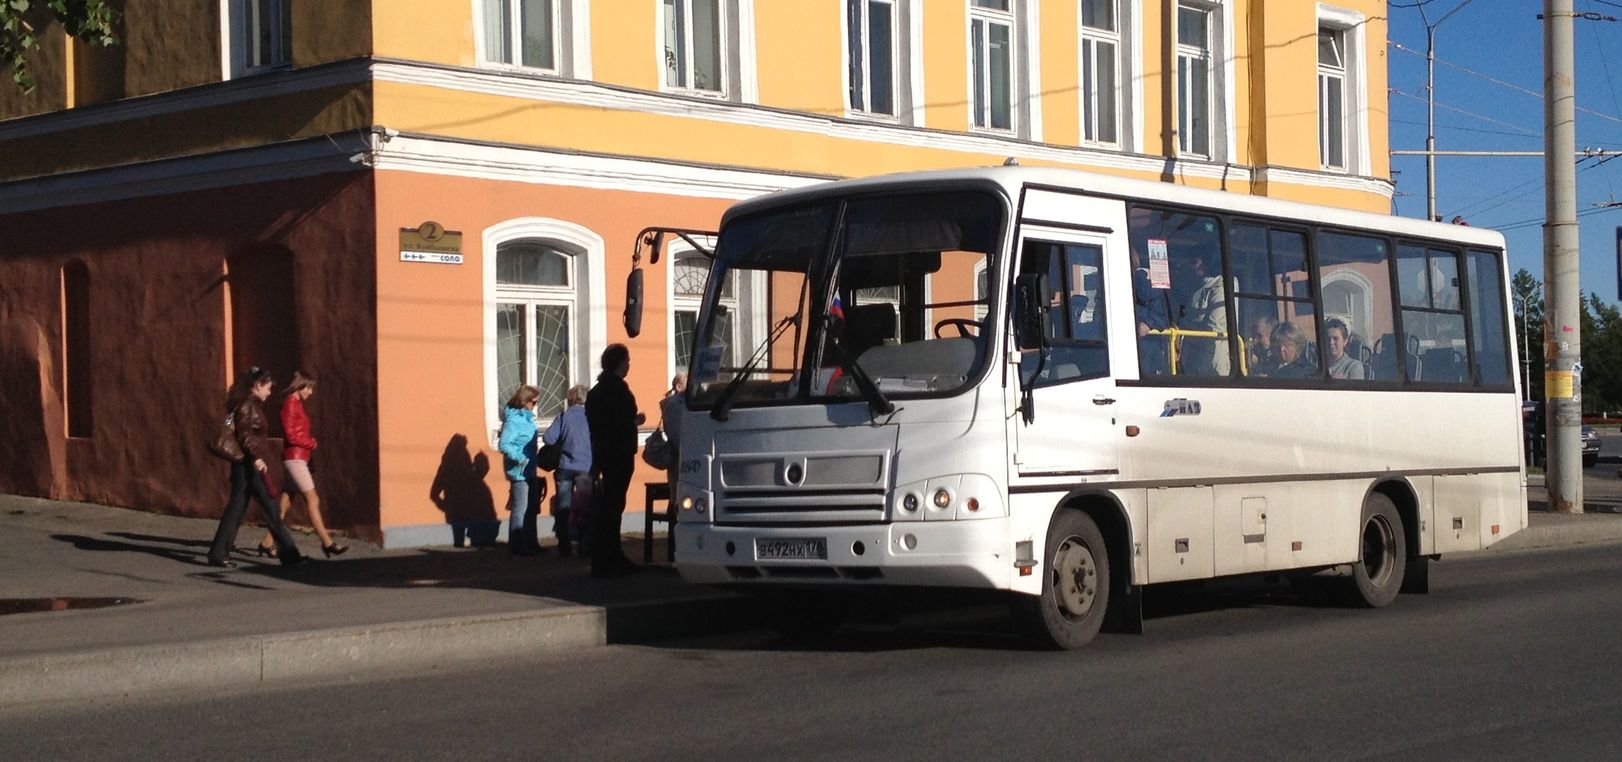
[537, 442, 562, 472]
[208, 415, 244, 462]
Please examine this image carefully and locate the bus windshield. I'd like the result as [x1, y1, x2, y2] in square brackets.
[688, 190, 1005, 410]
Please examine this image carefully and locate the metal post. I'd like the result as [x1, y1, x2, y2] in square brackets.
[1544, 0, 1583, 513]
[1426, 26, 1437, 221]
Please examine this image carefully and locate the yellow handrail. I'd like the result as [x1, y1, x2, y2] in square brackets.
[1143, 328, 1247, 376]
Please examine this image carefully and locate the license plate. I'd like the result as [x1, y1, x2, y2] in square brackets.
[755, 537, 827, 561]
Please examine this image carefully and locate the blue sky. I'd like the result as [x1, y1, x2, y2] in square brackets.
[1387, 0, 1622, 304]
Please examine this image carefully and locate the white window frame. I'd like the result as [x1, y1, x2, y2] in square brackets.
[483, 219, 607, 440]
[659, 0, 756, 102]
[966, 0, 1021, 136]
[474, 0, 592, 78]
[1317, 4, 1369, 175]
[843, 0, 918, 122]
[1079, 0, 1135, 149]
[1173, 0, 1234, 163]
[664, 242, 766, 383]
[1175, 2, 1213, 158]
[222, 0, 292, 79]
[1317, 26, 1347, 171]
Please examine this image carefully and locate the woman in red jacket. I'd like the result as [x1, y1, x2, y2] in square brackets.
[260, 371, 347, 557]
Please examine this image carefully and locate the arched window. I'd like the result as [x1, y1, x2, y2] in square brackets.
[495, 240, 577, 421]
[484, 219, 605, 434]
[671, 252, 726, 374]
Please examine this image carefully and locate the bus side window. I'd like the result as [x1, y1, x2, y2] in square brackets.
[1017, 239, 1109, 384]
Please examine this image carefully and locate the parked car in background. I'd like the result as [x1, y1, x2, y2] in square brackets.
[1583, 426, 1601, 468]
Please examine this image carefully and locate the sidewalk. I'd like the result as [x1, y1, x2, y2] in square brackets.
[0, 494, 752, 707]
[3, 483, 1622, 708]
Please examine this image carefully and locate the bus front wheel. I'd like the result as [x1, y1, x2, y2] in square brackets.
[1347, 493, 1407, 608]
[1015, 510, 1110, 650]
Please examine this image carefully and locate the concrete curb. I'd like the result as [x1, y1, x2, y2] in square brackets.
[0, 605, 606, 707]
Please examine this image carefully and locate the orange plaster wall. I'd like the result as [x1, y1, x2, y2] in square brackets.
[372, 170, 735, 534]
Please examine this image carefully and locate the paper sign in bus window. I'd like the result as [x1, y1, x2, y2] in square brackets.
[1147, 239, 1171, 289]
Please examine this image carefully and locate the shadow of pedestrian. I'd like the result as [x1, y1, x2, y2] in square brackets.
[429, 434, 499, 548]
[52, 533, 205, 566]
[107, 531, 215, 548]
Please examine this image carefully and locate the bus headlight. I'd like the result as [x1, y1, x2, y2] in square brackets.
[932, 488, 953, 510]
[902, 493, 920, 512]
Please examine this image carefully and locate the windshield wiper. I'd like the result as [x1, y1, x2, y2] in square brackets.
[711, 312, 800, 422]
[822, 327, 895, 418]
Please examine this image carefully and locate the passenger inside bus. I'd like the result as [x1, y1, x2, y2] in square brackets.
[1324, 317, 1366, 380]
[1175, 252, 1230, 375]
[1246, 315, 1277, 373]
[1262, 322, 1318, 378]
[1131, 247, 1171, 376]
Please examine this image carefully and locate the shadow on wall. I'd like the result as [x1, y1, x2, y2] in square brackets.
[429, 434, 499, 548]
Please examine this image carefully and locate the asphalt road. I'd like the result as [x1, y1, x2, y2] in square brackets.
[5, 541, 1622, 760]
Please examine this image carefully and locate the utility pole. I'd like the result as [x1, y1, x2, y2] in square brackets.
[1544, 0, 1583, 513]
[1424, 0, 1477, 221]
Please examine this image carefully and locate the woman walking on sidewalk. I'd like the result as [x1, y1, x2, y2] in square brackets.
[259, 371, 347, 558]
[207, 367, 305, 567]
[498, 385, 547, 556]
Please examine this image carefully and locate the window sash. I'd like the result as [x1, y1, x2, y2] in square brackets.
[848, 0, 898, 115]
[496, 300, 577, 421]
[971, 13, 1014, 130]
[1082, 35, 1119, 145]
[1176, 4, 1213, 157]
[482, 0, 560, 71]
[1319, 71, 1346, 169]
[666, 0, 724, 92]
[245, 0, 292, 70]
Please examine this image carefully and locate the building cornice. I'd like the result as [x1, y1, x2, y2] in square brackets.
[0, 56, 1395, 206]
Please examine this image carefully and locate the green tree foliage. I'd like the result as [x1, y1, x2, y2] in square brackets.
[1511, 268, 1544, 400]
[1, 0, 120, 92]
[1514, 268, 1622, 414]
[1581, 292, 1622, 414]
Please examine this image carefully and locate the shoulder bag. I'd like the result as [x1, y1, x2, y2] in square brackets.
[208, 414, 245, 462]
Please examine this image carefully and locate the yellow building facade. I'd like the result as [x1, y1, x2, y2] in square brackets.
[0, 1, 1392, 546]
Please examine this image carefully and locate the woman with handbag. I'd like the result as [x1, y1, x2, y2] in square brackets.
[206, 367, 305, 567]
[258, 371, 347, 558]
[498, 385, 547, 556]
[542, 385, 593, 556]
[655, 373, 687, 492]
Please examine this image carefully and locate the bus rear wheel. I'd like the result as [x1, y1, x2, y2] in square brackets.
[1015, 510, 1110, 650]
[1346, 493, 1407, 608]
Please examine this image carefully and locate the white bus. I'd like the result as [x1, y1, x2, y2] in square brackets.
[656, 166, 1525, 648]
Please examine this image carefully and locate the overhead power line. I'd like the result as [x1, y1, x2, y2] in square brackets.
[1389, 87, 1542, 136]
[1390, 40, 1622, 127]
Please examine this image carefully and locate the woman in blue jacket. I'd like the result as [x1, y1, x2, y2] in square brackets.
[498, 385, 546, 556]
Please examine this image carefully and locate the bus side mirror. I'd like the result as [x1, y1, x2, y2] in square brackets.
[624, 268, 645, 338]
[1013, 273, 1050, 350]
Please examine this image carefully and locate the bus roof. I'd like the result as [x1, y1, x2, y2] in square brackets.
[720, 165, 1507, 250]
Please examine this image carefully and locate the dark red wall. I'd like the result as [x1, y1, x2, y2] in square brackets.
[0, 171, 380, 535]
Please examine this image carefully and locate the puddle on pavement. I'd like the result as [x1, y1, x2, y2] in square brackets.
[0, 597, 144, 616]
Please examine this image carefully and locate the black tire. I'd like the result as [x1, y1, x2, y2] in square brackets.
[1584, 455, 1598, 469]
[1347, 493, 1407, 608]
[1014, 510, 1110, 650]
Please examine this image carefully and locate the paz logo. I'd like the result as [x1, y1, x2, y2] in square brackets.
[1161, 398, 1202, 417]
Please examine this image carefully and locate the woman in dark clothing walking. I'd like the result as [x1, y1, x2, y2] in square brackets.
[207, 367, 305, 567]
[586, 344, 643, 577]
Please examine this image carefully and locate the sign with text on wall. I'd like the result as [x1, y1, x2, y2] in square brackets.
[400, 221, 464, 265]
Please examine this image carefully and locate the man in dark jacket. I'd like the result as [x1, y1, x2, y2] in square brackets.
[586, 343, 644, 576]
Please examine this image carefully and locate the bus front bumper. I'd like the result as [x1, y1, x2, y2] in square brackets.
[673, 520, 1013, 589]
